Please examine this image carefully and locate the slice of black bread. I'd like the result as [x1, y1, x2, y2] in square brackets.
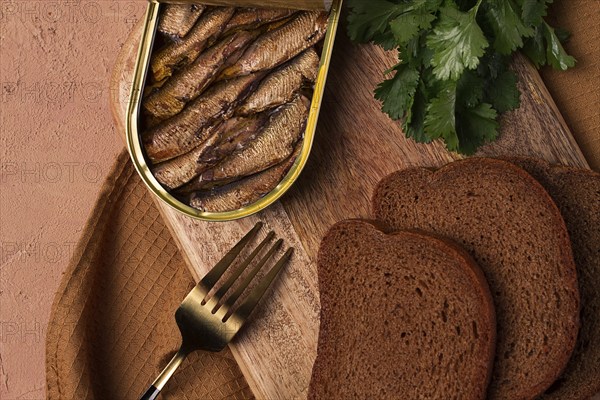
[372, 158, 580, 400]
[506, 158, 600, 400]
[308, 220, 496, 400]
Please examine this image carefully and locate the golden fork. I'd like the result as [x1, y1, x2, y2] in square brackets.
[140, 222, 292, 400]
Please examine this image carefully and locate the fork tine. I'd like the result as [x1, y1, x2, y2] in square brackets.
[217, 239, 283, 319]
[225, 247, 293, 322]
[209, 231, 276, 313]
[200, 222, 262, 296]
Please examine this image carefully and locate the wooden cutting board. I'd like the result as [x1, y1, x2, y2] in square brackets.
[111, 19, 590, 400]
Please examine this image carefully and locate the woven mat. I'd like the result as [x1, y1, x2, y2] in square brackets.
[45, 151, 254, 400]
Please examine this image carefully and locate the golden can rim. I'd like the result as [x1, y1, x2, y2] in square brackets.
[126, 0, 342, 221]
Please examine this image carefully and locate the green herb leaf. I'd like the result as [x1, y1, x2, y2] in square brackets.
[372, 30, 400, 51]
[554, 27, 571, 43]
[457, 69, 484, 108]
[390, 8, 436, 46]
[522, 25, 546, 67]
[375, 63, 421, 120]
[426, 4, 489, 80]
[424, 80, 458, 148]
[347, 0, 404, 44]
[523, 22, 576, 70]
[405, 79, 430, 142]
[542, 22, 576, 70]
[455, 103, 499, 154]
[520, 0, 550, 26]
[454, 0, 480, 11]
[477, 49, 510, 79]
[486, 70, 520, 113]
[485, 0, 534, 54]
[403, 32, 434, 67]
[346, 0, 575, 155]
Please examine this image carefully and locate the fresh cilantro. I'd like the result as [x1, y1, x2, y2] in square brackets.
[404, 80, 429, 142]
[485, 0, 534, 54]
[477, 50, 510, 79]
[423, 78, 501, 153]
[519, 0, 551, 26]
[523, 22, 576, 70]
[457, 69, 484, 108]
[455, 103, 499, 154]
[542, 22, 576, 70]
[371, 30, 400, 51]
[486, 70, 521, 113]
[554, 27, 571, 43]
[375, 63, 421, 120]
[403, 32, 434, 67]
[390, 7, 437, 46]
[522, 25, 547, 67]
[347, 0, 405, 44]
[424, 81, 458, 147]
[426, 4, 489, 80]
[348, 0, 575, 154]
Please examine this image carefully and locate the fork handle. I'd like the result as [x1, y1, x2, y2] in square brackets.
[139, 348, 188, 400]
[140, 385, 160, 400]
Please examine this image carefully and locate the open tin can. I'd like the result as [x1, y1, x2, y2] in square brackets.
[126, 0, 342, 221]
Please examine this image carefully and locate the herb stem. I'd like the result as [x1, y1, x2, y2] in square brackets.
[472, 0, 483, 16]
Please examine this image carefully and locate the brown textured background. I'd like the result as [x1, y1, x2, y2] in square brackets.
[0, 1, 598, 398]
[540, 0, 600, 171]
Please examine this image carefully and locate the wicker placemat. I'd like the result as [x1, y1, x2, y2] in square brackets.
[45, 151, 254, 400]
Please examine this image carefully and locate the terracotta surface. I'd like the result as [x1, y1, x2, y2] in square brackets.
[0, 1, 145, 398]
[0, 1, 598, 400]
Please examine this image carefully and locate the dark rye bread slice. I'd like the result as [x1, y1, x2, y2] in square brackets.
[372, 158, 580, 400]
[506, 158, 600, 400]
[308, 220, 496, 400]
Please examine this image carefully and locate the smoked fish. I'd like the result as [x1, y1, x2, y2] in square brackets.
[143, 72, 264, 163]
[151, 126, 222, 190]
[189, 145, 301, 212]
[238, 48, 319, 115]
[222, 8, 295, 35]
[150, 7, 234, 82]
[158, 4, 206, 39]
[144, 29, 259, 122]
[152, 113, 268, 190]
[198, 113, 269, 167]
[219, 11, 328, 80]
[190, 95, 309, 186]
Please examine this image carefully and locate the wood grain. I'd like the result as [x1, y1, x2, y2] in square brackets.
[111, 20, 590, 400]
